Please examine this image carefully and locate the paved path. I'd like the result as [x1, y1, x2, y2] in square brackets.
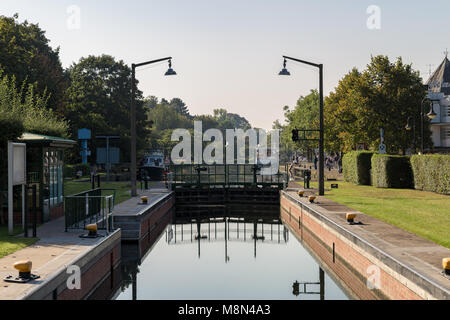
[0, 217, 112, 300]
[285, 185, 450, 295]
[112, 182, 171, 216]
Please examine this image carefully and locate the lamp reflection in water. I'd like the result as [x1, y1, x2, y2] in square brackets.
[292, 268, 325, 300]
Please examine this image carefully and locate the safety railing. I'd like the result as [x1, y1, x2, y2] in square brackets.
[64, 188, 116, 232]
[168, 164, 287, 188]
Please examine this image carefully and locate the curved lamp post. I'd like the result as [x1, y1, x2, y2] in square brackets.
[405, 97, 437, 154]
[279, 56, 325, 196]
[131, 57, 176, 196]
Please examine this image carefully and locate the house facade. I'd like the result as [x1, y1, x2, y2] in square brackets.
[426, 55, 450, 150]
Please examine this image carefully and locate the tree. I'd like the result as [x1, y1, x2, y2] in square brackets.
[325, 55, 427, 153]
[0, 14, 67, 115]
[143, 95, 159, 110]
[276, 90, 320, 160]
[169, 98, 190, 117]
[213, 108, 251, 130]
[0, 73, 69, 219]
[65, 55, 150, 162]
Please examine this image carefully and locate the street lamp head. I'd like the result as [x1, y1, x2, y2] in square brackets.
[164, 59, 177, 76]
[279, 58, 290, 76]
[427, 102, 437, 120]
[405, 117, 412, 131]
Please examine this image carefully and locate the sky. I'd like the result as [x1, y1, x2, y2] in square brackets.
[1, 0, 449, 130]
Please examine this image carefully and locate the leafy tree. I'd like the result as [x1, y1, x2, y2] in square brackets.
[325, 55, 427, 153]
[0, 73, 69, 216]
[169, 98, 190, 117]
[213, 108, 251, 130]
[65, 55, 150, 162]
[143, 95, 158, 110]
[0, 14, 67, 115]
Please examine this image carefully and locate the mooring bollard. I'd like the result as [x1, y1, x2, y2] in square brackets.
[79, 223, 103, 239]
[298, 190, 304, 197]
[443, 258, 450, 275]
[308, 195, 316, 203]
[141, 196, 148, 204]
[346, 213, 357, 224]
[86, 223, 98, 237]
[3, 260, 40, 283]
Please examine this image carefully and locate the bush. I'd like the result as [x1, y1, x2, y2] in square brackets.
[343, 151, 374, 185]
[410, 155, 450, 195]
[371, 154, 413, 188]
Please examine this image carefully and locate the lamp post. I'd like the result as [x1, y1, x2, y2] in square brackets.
[405, 97, 437, 154]
[131, 57, 176, 197]
[279, 56, 325, 196]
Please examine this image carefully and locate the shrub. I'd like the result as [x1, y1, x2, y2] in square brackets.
[410, 155, 450, 195]
[371, 154, 413, 188]
[343, 151, 374, 185]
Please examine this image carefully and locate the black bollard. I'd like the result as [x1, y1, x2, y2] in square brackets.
[32, 185, 37, 238]
[24, 186, 28, 238]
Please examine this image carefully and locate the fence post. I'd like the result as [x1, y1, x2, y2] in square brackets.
[24, 186, 28, 238]
[32, 184, 37, 237]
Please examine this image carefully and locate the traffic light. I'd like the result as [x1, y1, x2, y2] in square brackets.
[292, 129, 299, 142]
[292, 281, 300, 296]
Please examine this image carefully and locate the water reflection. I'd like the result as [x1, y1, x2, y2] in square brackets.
[169, 217, 289, 261]
[115, 206, 349, 300]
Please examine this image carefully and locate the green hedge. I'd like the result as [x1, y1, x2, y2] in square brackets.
[343, 151, 374, 185]
[371, 154, 413, 189]
[410, 155, 450, 195]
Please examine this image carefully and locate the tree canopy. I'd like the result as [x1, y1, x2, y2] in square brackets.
[0, 14, 67, 114]
[325, 55, 427, 153]
[276, 55, 427, 156]
[65, 54, 150, 162]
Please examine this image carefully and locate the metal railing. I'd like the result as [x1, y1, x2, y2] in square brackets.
[168, 164, 287, 188]
[64, 188, 116, 232]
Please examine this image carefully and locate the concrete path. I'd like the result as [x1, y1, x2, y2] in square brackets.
[112, 182, 170, 217]
[0, 216, 114, 300]
[285, 186, 450, 296]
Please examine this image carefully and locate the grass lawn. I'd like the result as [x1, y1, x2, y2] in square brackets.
[0, 227, 39, 259]
[64, 180, 134, 205]
[307, 181, 450, 248]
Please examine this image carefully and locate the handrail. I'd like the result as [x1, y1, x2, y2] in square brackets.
[168, 164, 287, 188]
[64, 188, 116, 232]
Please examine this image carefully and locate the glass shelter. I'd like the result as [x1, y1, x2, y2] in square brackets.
[19, 133, 76, 223]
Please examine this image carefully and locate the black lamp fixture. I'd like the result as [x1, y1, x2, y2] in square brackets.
[426, 101, 437, 120]
[165, 59, 177, 76]
[279, 59, 291, 76]
[405, 116, 413, 131]
[405, 97, 438, 154]
[278, 55, 324, 196]
[130, 56, 176, 197]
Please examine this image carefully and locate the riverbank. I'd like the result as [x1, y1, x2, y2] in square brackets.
[307, 181, 450, 248]
[281, 189, 450, 300]
[0, 217, 121, 300]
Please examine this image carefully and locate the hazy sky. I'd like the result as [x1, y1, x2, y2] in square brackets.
[1, 0, 449, 130]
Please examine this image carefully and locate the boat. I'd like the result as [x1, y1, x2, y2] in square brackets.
[140, 150, 166, 181]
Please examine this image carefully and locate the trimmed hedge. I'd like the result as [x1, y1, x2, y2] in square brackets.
[343, 151, 374, 185]
[410, 155, 450, 195]
[371, 154, 413, 189]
